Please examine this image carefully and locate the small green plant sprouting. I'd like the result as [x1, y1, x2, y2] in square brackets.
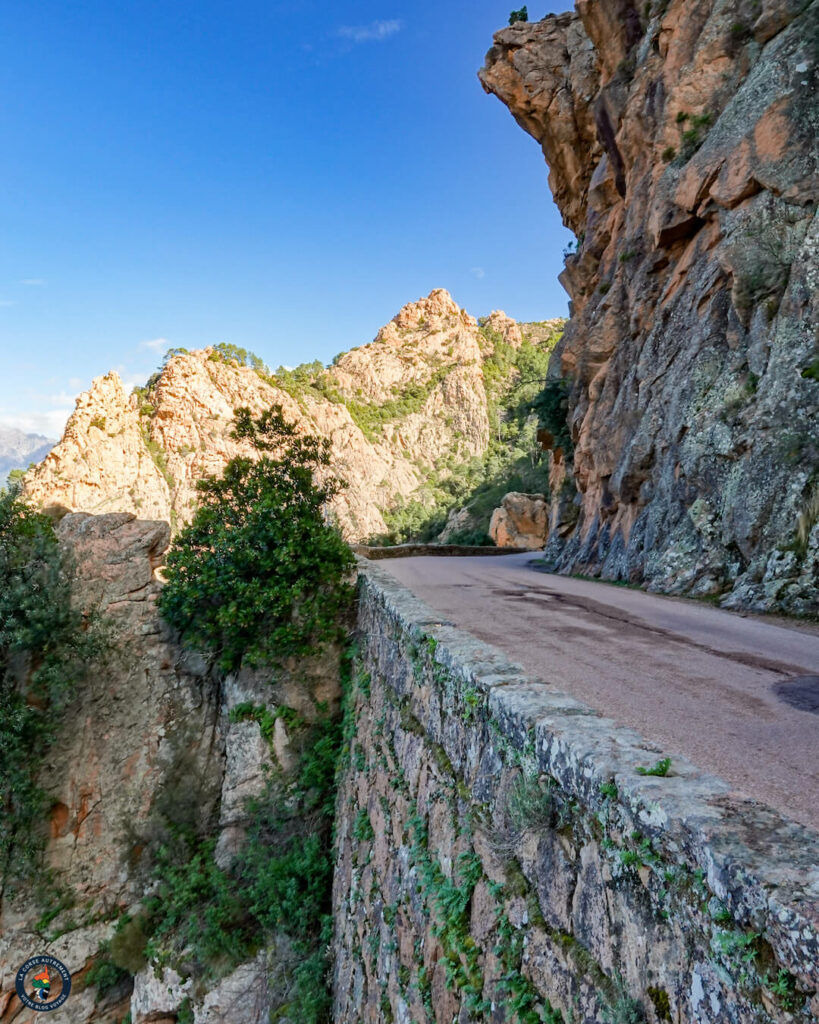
[489, 774, 554, 857]
[83, 948, 130, 996]
[89, 415, 107, 431]
[635, 757, 671, 777]
[767, 968, 803, 1012]
[176, 996, 194, 1024]
[352, 808, 375, 843]
[599, 281, 612, 295]
[600, 780, 618, 800]
[602, 978, 646, 1023]
[661, 146, 676, 161]
[619, 849, 642, 869]
[462, 686, 485, 724]
[676, 111, 714, 160]
[229, 702, 302, 746]
[646, 987, 671, 1021]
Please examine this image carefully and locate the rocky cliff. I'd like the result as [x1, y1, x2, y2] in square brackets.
[480, 0, 819, 613]
[22, 291, 557, 542]
[0, 514, 341, 1024]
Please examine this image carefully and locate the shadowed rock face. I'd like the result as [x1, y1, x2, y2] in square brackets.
[0, 514, 224, 1024]
[480, 0, 819, 613]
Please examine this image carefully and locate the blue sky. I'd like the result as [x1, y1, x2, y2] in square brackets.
[0, 1, 575, 437]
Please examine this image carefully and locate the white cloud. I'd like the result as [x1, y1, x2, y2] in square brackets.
[48, 390, 82, 406]
[139, 336, 170, 352]
[117, 370, 151, 392]
[471, 267, 486, 280]
[337, 19, 402, 43]
[21, 278, 45, 286]
[0, 409, 72, 439]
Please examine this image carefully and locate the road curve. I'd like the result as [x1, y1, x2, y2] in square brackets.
[376, 553, 819, 833]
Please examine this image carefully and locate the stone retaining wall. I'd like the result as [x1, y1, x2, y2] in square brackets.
[331, 560, 819, 1023]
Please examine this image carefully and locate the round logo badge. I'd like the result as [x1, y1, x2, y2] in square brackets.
[15, 956, 71, 1012]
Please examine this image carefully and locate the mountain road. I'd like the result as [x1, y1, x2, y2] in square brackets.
[376, 552, 819, 833]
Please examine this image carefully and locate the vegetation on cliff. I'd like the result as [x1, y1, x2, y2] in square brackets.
[119, 407, 356, 1020]
[158, 405, 355, 671]
[375, 321, 564, 544]
[0, 488, 107, 894]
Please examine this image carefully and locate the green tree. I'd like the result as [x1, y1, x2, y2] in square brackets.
[158, 406, 355, 671]
[509, 5, 529, 24]
[0, 488, 106, 891]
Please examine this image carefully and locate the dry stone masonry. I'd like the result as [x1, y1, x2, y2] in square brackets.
[333, 560, 819, 1023]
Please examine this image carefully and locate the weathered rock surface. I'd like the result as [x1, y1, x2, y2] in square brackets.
[0, 515, 333, 1024]
[480, 0, 819, 612]
[489, 491, 550, 548]
[0, 514, 224, 1024]
[22, 291, 556, 542]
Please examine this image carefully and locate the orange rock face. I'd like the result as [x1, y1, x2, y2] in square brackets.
[480, 0, 818, 613]
[21, 291, 557, 544]
[489, 492, 550, 549]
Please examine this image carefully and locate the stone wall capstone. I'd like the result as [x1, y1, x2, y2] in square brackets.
[332, 560, 819, 1023]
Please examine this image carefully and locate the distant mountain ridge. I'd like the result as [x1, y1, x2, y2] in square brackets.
[0, 425, 55, 486]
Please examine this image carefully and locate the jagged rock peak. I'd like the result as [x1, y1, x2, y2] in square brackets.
[23, 291, 563, 542]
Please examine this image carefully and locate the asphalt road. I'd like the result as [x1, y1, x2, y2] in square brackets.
[377, 553, 819, 833]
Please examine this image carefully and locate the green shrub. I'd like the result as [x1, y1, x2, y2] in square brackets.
[531, 378, 573, 456]
[352, 808, 375, 842]
[141, 429, 175, 490]
[84, 949, 131, 996]
[795, 480, 819, 558]
[110, 914, 150, 974]
[158, 406, 355, 671]
[509, 5, 528, 23]
[208, 342, 268, 373]
[144, 835, 255, 971]
[0, 488, 107, 890]
[371, 325, 564, 545]
[311, 369, 453, 443]
[177, 997, 194, 1024]
[142, 708, 344, 1019]
[635, 756, 671, 777]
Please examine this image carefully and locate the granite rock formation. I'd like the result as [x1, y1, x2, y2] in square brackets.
[480, 0, 819, 613]
[22, 291, 555, 542]
[0, 516, 332, 1024]
[488, 491, 550, 548]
